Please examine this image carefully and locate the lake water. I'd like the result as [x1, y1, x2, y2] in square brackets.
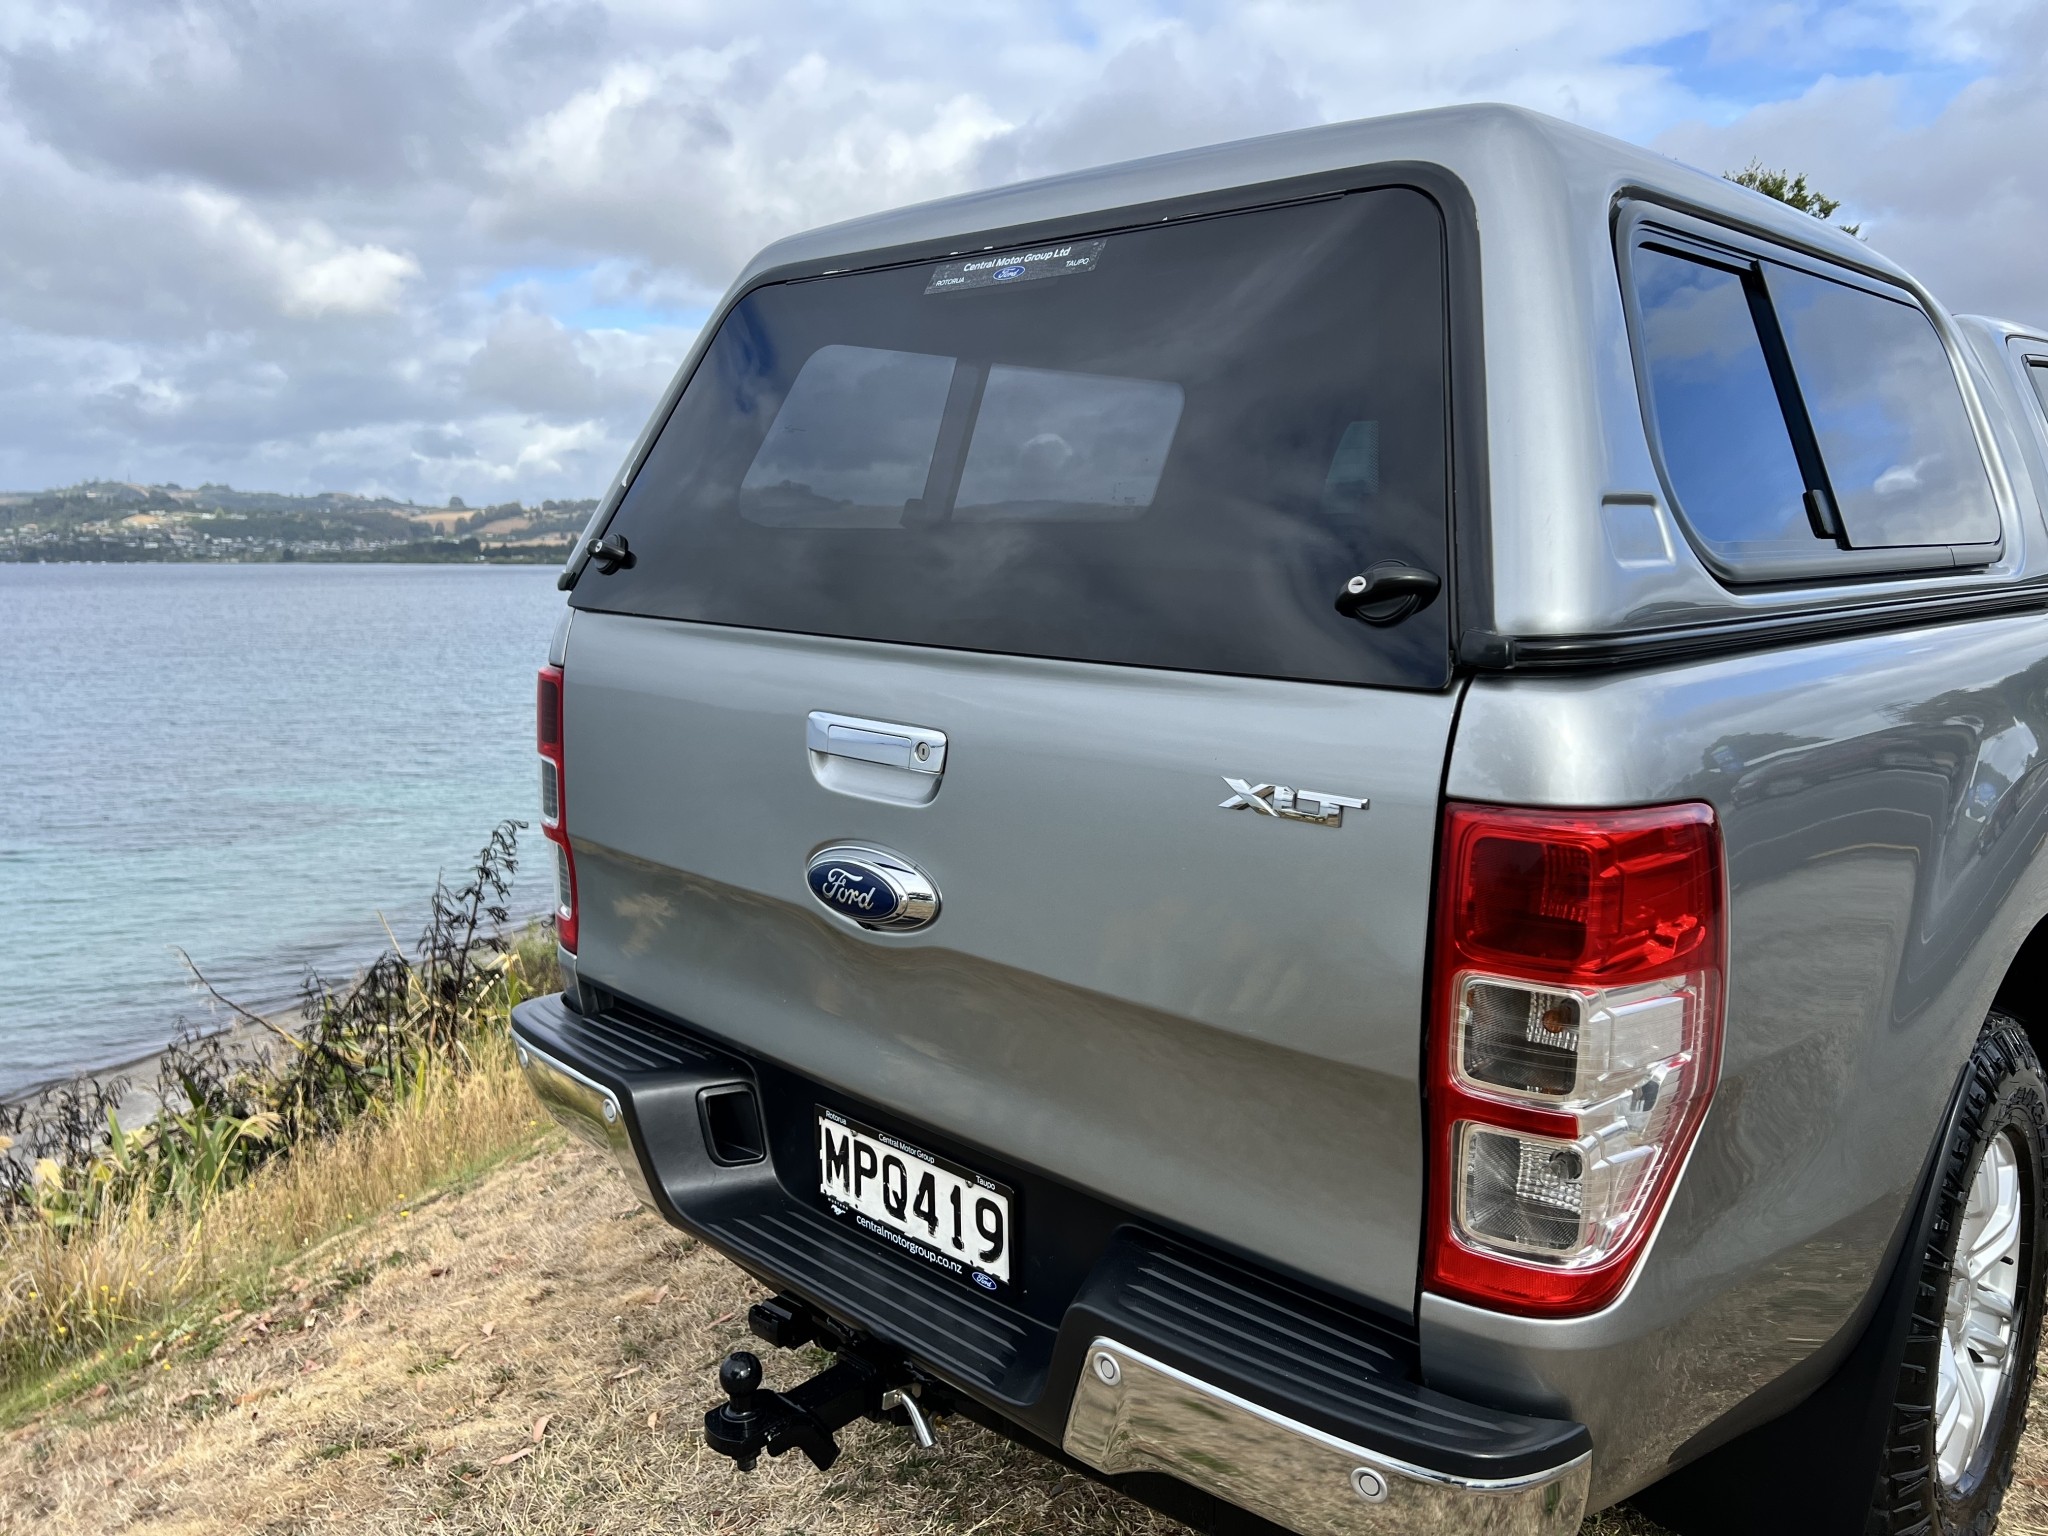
[1, 563, 568, 1099]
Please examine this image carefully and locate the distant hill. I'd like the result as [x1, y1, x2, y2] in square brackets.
[0, 481, 596, 564]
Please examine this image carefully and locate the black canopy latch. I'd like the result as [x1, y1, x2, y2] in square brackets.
[587, 533, 635, 575]
[1335, 561, 1441, 626]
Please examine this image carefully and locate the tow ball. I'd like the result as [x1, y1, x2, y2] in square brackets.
[703, 1295, 946, 1472]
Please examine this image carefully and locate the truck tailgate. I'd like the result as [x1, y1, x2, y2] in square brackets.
[565, 613, 1459, 1312]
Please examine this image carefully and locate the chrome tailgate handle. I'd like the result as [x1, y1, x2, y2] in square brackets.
[806, 712, 947, 776]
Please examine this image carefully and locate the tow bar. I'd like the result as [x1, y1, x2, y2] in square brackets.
[703, 1294, 950, 1472]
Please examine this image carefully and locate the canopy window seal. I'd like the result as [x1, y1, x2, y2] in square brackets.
[1457, 582, 2048, 673]
[2024, 355, 2048, 423]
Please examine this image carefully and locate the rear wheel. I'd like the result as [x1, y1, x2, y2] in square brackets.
[1868, 1013, 2047, 1534]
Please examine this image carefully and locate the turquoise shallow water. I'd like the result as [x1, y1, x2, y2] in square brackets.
[1, 562, 566, 1098]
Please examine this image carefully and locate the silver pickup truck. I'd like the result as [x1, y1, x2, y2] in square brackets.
[511, 103, 2048, 1536]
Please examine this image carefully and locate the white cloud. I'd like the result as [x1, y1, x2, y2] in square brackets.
[478, 44, 1014, 280]
[1654, 10, 2048, 322]
[511, 418, 609, 477]
[180, 190, 421, 316]
[464, 304, 687, 416]
[282, 246, 422, 318]
[0, 0, 2041, 500]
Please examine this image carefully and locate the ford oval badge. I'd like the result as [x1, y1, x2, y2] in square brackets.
[805, 845, 940, 932]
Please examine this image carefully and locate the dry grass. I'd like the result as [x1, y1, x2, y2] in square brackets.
[0, 1034, 542, 1401]
[7, 1123, 2048, 1534]
[0, 1132, 1759, 1536]
[0, 1140, 1190, 1536]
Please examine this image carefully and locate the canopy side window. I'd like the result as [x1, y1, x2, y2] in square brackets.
[1625, 216, 2002, 583]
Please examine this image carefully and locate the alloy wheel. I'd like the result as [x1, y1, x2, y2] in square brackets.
[1936, 1128, 2026, 1488]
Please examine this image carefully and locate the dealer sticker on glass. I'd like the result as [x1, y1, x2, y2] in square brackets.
[925, 239, 1107, 294]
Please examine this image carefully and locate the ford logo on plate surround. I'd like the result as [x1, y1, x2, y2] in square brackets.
[805, 845, 940, 933]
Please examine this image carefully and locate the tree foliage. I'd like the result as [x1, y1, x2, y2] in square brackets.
[1727, 160, 1862, 238]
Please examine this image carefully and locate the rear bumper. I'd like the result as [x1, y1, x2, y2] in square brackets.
[1066, 1338, 1589, 1534]
[511, 990, 1591, 1535]
[513, 1030, 655, 1206]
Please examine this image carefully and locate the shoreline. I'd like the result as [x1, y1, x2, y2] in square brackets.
[1, 1013, 287, 1139]
[2, 897, 555, 1123]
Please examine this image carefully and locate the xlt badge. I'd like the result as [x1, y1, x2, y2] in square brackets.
[1218, 777, 1369, 827]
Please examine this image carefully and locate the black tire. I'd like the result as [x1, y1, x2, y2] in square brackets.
[1866, 1012, 2048, 1535]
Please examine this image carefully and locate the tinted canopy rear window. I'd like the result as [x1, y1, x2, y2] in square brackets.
[574, 188, 1453, 688]
[2029, 359, 2048, 422]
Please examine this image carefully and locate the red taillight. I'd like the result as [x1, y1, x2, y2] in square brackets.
[537, 665, 577, 953]
[537, 672, 562, 751]
[1426, 802, 1724, 1316]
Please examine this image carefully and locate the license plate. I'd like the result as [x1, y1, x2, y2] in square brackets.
[816, 1109, 1014, 1293]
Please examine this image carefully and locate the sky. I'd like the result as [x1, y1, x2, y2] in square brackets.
[0, 0, 2042, 504]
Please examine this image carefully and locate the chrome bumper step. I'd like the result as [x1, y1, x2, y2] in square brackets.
[1067, 1338, 1588, 1535]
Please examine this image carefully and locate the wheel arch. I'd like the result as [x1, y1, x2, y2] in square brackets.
[1992, 912, 2048, 1071]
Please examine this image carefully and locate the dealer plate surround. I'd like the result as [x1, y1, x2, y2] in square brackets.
[817, 1107, 1014, 1293]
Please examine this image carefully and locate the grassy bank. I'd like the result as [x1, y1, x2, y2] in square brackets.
[0, 1131, 1693, 1536]
[0, 1036, 544, 1419]
[0, 824, 548, 1400]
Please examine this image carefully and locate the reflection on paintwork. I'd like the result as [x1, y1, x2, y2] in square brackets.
[611, 889, 677, 958]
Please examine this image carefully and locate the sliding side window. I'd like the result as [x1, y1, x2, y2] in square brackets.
[1632, 247, 1815, 565]
[1762, 266, 1999, 548]
[2028, 358, 2048, 423]
[1629, 226, 2000, 581]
